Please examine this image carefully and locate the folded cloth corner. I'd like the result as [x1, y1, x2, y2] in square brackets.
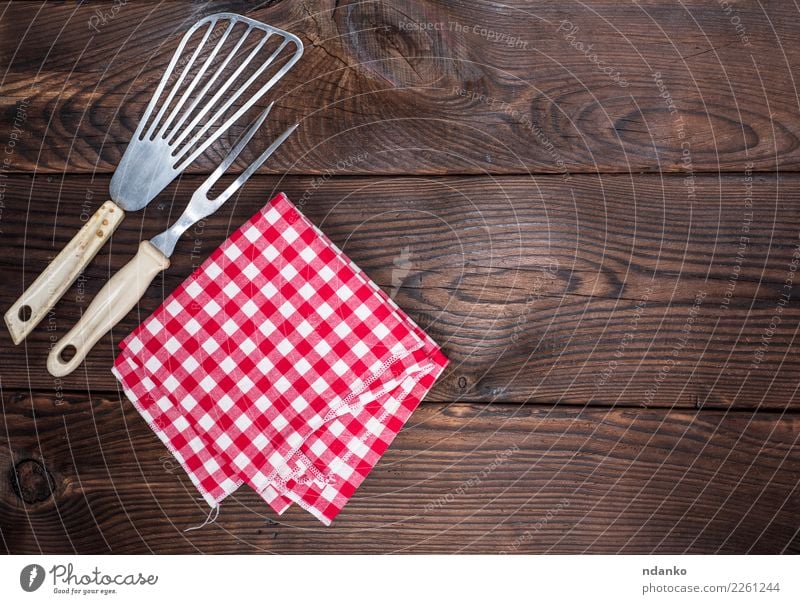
[112, 193, 448, 525]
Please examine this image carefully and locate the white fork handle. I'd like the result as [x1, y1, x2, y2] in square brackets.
[47, 241, 170, 377]
[5, 201, 125, 344]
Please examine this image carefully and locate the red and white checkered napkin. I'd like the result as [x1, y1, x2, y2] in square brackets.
[112, 193, 448, 525]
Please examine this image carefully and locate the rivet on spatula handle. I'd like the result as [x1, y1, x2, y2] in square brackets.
[47, 241, 170, 377]
[4, 201, 125, 345]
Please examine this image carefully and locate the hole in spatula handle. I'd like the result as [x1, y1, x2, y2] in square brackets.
[18, 305, 32, 321]
[59, 345, 77, 363]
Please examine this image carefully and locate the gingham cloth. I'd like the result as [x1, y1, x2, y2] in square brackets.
[112, 193, 448, 525]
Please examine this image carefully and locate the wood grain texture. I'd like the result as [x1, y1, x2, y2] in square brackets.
[2, 173, 800, 409]
[1, 1, 798, 556]
[2, 0, 800, 174]
[1, 393, 797, 554]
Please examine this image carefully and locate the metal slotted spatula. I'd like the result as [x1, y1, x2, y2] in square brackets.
[5, 12, 302, 344]
[47, 104, 298, 377]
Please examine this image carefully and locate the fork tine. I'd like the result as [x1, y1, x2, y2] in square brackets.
[212, 123, 298, 205]
[197, 101, 275, 193]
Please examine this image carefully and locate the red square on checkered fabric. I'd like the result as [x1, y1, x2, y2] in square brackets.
[113, 193, 448, 524]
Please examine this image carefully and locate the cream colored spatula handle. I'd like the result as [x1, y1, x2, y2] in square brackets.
[5, 201, 125, 345]
[47, 241, 170, 377]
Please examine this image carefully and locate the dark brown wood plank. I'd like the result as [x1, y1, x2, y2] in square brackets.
[2, 1, 800, 175]
[1, 392, 797, 554]
[3, 173, 800, 408]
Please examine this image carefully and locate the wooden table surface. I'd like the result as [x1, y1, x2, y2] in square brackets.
[1, 0, 798, 553]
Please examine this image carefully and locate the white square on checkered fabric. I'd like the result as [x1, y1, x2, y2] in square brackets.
[298, 282, 315, 300]
[334, 461, 355, 481]
[352, 341, 369, 358]
[166, 299, 184, 317]
[366, 417, 384, 436]
[354, 303, 371, 321]
[291, 396, 309, 412]
[347, 438, 370, 457]
[294, 358, 312, 375]
[263, 244, 279, 262]
[279, 300, 295, 318]
[256, 356, 274, 374]
[180, 394, 198, 412]
[183, 356, 200, 373]
[163, 375, 180, 393]
[126, 337, 144, 355]
[261, 281, 278, 298]
[333, 322, 351, 339]
[244, 225, 261, 242]
[336, 284, 354, 301]
[205, 300, 222, 317]
[369, 359, 386, 375]
[233, 452, 250, 469]
[241, 300, 258, 318]
[206, 262, 222, 279]
[185, 281, 202, 298]
[144, 355, 162, 374]
[220, 357, 236, 373]
[173, 416, 190, 431]
[311, 377, 329, 395]
[277, 338, 293, 356]
[374, 323, 391, 340]
[318, 265, 334, 282]
[218, 394, 235, 412]
[188, 437, 204, 453]
[310, 439, 328, 457]
[240, 338, 257, 355]
[223, 281, 240, 299]
[164, 336, 180, 355]
[265, 206, 281, 224]
[287, 431, 303, 448]
[222, 319, 238, 336]
[331, 359, 349, 377]
[203, 457, 221, 474]
[314, 340, 331, 357]
[268, 451, 283, 469]
[198, 413, 214, 431]
[253, 433, 269, 449]
[239, 376, 255, 393]
[274, 375, 292, 394]
[282, 225, 299, 243]
[224, 242, 243, 261]
[272, 414, 289, 431]
[200, 375, 217, 393]
[297, 320, 313, 338]
[280, 264, 298, 281]
[145, 318, 163, 336]
[328, 419, 345, 437]
[320, 484, 338, 503]
[243, 263, 260, 281]
[253, 395, 271, 412]
[299, 246, 316, 263]
[258, 318, 277, 338]
[216, 433, 233, 449]
[202, 338, 220, 355]
[234, 414, 253, 432]
[185, 318, 202, 336]
[156, 396, 171, 412]
[317, 301, 334, 320]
